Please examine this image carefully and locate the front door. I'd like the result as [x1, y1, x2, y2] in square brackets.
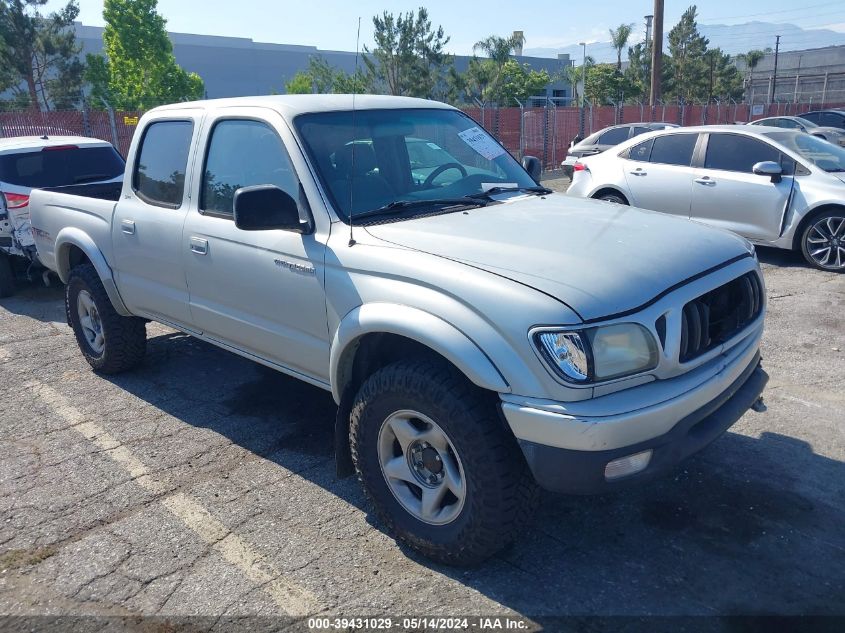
[112, 117, 198, 327]
[182, 112, 330, 382]
[689, 133, 793, 241]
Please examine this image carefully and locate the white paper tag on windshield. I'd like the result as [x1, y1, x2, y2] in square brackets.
[458, 126, 506, 161]
[481, 182, 518, 192]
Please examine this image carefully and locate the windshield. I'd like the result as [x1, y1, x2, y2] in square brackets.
[294, 108, 536, 222]
[793, 117, 819, 128]
[0, 145, 125, 188]
[764, 131, 845, 172]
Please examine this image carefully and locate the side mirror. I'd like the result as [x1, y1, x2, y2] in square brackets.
[521, 155, 542, 182]
[752, 161, 783, 183]
[233, 185, 308, 232]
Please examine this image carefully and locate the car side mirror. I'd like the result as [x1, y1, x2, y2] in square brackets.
[521, 155, 542, 183]
[752, 161, 783, 183]
[233, 185, 309, 232]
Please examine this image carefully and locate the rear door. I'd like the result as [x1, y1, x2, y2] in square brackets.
[111, 113, 201, 328]
[182, 108, 330, 381]
[689, 132, 793, 241]
[622, 132, 698, 216]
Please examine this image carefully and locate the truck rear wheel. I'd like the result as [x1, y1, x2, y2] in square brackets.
[0, 253, 15, 298]
[349, 357, 538, 565]
[67, 264, 147, 373]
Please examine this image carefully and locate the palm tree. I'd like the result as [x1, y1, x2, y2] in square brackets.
[738, 49, 766, 103]
[609, 23, 634, 72]
[473, 33, 526, 67]
[563, 55, 595, 104]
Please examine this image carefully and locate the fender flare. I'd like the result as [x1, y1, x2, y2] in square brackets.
[54, 227, 132, 316]
[329, 303, 510, 403]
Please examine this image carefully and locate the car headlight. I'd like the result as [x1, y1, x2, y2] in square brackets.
[535, 323, 658, 383]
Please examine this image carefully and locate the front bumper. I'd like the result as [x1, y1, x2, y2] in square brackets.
[508, 354, 767, 494]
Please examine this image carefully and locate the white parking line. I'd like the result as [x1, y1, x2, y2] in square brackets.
[27, 380, 321, 616]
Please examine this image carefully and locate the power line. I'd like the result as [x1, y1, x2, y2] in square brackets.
[698, 1, 843, 23]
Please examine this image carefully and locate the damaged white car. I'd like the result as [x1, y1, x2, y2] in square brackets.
[0, 135, 125, 296]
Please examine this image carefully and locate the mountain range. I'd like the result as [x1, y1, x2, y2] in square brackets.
[523, 21, 845, 62]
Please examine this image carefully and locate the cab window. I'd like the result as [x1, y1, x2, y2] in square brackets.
[133, 120, 193, 208]
[201, 119, 299, 217]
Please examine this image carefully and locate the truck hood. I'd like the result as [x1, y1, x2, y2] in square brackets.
[363, 194, 752, 322]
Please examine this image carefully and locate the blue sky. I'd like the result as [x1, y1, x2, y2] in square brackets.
[45, 0, 845, 55]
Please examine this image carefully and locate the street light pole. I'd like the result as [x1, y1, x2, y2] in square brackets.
[579, 42, 587, 137]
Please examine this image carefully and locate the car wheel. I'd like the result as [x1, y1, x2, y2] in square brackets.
[801, 211, 845, 272]
[349, 357, 538, 565]
[598, 193, 628, 205]
[67, 263, 147, 372]
[0, 253, 15, 298]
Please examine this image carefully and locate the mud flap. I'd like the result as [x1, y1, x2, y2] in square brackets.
[334, 386, 355, 477]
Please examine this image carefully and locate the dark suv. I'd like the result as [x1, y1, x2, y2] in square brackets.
[561, 122, 678, 177]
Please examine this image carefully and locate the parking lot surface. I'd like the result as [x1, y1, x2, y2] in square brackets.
[1, 190, 844, 626]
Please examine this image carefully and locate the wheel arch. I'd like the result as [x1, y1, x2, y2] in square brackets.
[791, 204, 845, 251]
[55, 228, 132, 316]
[591, 187, 630, 204]
[330, 304, 510, 405]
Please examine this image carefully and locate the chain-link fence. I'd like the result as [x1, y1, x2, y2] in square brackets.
[4, 97, 845, 169]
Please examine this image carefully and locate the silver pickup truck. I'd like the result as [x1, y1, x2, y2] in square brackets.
[30, 95, 768, 564]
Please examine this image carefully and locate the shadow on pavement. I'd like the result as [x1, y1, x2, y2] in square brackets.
[100, 330, 845, 617]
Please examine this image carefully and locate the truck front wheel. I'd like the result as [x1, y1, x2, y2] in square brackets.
[349, 357, 538, 565]
[67, 264, 146, 373]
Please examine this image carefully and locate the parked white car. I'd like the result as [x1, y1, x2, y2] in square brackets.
[567, 125, 845, 271]
[0, 135, 125, 296]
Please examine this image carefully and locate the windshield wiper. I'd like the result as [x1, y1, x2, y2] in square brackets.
[467, 185, 553, 199]
[351, 197, 488, 222]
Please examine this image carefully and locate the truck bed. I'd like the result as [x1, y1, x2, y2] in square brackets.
[29, 183, 121, 276]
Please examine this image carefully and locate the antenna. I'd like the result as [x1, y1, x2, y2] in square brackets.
[349, 16, 362, 247]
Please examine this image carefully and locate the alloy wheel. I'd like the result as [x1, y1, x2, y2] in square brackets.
[806, 215, 845, 270]
[77, 289, 105, 354]
[377, 409, 466, 525]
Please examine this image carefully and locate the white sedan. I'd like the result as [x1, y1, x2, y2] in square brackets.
[567, 125, 845, 272]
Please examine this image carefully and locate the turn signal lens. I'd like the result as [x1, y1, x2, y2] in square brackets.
[605, 450, 652, 481]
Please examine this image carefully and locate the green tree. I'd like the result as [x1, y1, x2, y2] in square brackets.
[471, 32, 526, 104]
[285, 71, 312, 94]
[0, 0, 84, 111]
[624, 42, 649, 100]
[666, 5, 709, 102]
[704, 47, 742, 101]
[497, 59, 549, 105]
[737, 48, 766, 102]
[85, 0, 204, 110]
[584, 63, 624, 105]
[363, 7, 451, 98]
[609, 23, 634, 72]
[561, 55, 594, 104]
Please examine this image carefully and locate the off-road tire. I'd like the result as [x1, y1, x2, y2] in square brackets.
[66, 264, 147, 373]
[350, 357, 539, 565]
[0, 252, 16, 298]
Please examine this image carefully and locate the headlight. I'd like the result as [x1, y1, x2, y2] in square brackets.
[535, 323, 658, 383]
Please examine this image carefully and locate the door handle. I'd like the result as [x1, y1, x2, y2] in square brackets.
[629, 169, 647, 176]
[190, 237, 208, 255]
[694, 177, 716, 186]
[121, 219, 135, 235]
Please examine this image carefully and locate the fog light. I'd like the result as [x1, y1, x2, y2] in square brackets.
[604, 450, 652, 481]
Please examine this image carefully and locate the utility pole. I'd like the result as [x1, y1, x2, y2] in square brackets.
[579, 42, 587, 138]
[644, 14, 654, 104]
[770, 35, 781, 105]
[650, 0, 664, 107]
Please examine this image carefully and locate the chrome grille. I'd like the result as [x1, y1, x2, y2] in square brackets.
[679, 272, 763, 362]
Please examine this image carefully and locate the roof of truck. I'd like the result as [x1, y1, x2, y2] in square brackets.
[148, 94, 456, 116]
[0, 135, 112, 153]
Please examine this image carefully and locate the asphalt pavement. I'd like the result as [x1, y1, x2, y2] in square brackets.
[0, 190, 843, 629]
